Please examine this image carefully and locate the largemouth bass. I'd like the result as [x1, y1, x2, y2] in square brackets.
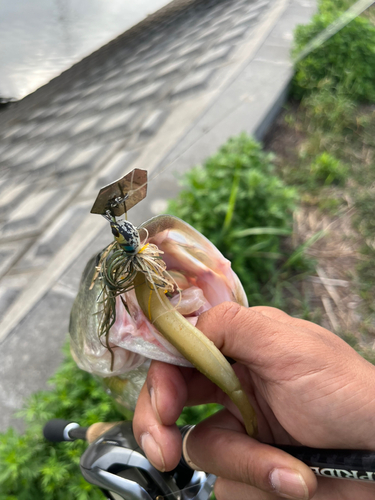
[69, 215, 256, 434]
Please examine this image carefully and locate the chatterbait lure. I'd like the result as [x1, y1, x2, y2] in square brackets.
[90, 170, 176, 370]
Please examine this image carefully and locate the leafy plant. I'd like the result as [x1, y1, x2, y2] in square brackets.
[291, 1, 375, 102]
[168, 134, 300, 305]
[0, 344, 122, 500]
[0, 343, 218, 499]
[309, 152, 347, 185]
[302, 80, 356, 134]
[177, 404, 222, 426]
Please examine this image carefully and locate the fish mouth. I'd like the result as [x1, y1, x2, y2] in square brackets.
[69, 215, 248, 378]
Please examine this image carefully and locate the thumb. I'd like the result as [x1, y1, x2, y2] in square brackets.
[195, 302, 327, 377]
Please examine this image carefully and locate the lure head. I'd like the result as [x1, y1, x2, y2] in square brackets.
[111, 220, 140, 254]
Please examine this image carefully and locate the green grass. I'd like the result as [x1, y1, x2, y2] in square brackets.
[167, 133, 318, 311]
[267, 0, 375, 341]
[292, 0, 375, 102]
[0, 343, 221, 499]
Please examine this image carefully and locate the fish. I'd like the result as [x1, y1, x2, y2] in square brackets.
[69, 214, 257, 435]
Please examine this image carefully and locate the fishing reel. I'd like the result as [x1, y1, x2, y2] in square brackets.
[43, 419, 215, 500]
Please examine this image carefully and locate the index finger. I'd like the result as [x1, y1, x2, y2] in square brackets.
[195, 302, 346, 379]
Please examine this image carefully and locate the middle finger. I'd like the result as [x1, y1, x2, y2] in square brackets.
[133, 382, 182, 471]
[145, 360, 228, 424]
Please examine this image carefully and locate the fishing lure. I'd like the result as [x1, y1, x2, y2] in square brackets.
[90, 169, 177, 370]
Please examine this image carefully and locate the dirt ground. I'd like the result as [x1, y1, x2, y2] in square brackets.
[264, 110, 371, 347]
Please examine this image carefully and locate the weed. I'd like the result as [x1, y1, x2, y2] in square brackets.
[309, 152, 347, 186]
[318, 196, 342, 214]
[302, 81, 356, 135]
[167, 134, 303, 305]
[264, 0, 375, 343]
[0, 343, 219, 499]
[292, 4, 375, 102]
[341, 331, 375, 364]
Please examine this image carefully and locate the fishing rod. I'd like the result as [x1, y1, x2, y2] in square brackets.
[44, 418, 375, 500]
[43, 419, 215, 500]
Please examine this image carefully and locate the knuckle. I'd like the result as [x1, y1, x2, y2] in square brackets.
[238, 455, 257, 486]
[214, 432, 257, 487]
[219, 301, 244, 325]
[254, 306, 291, 321]
[220, 302, 270, 341]
[238, 455, 272, 493]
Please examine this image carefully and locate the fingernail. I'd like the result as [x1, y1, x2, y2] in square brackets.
[140, 432, 165, 472]
[149, 387, 162, 424]
[270, 468, 309, 500]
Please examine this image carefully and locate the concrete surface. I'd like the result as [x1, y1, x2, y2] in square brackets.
[0, 0, 316, 432]
[0, 0, 173, 101]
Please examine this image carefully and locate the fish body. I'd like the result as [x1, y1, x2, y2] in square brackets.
[69, 215, 253, 428]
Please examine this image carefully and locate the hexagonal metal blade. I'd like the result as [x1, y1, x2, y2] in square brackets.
[90, 168, 147, 217]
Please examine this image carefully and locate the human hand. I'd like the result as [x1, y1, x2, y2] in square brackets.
[133, 303, 375, 499]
